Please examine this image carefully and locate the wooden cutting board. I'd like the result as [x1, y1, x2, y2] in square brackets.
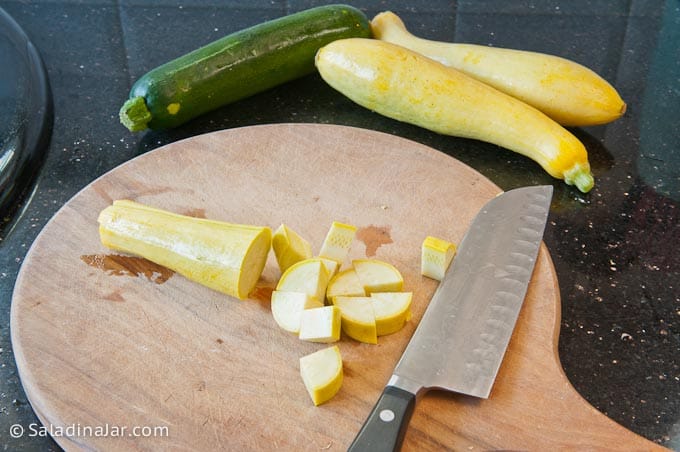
[11, 124, 662, 451]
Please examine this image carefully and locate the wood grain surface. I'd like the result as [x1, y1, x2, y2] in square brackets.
[11, 124, 663, 451]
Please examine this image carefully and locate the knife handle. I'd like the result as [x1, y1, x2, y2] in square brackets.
[348, 385, 416, 452]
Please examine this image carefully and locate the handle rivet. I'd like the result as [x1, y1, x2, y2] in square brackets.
[379, 409, 395, 422]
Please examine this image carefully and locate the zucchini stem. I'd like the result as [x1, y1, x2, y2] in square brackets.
[119, 96, 152, 132]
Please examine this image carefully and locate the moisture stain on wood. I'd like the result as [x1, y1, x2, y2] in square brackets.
[182, 208, 207, 219]
[103, 289, 126, 302]
[251, 286, 274, 303]
[356, 225, 393, 256]
[80, 254, 174, 284]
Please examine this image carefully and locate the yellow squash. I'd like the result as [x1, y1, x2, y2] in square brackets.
[299, 346, 343, 406]
[421, 236, 457, 281]
[371, 11, 626, 127]
[98, 200, 271, 299]
[271, 224, 312, 273]
[315, 38, 595, 192]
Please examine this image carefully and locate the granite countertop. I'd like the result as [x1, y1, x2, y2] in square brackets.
[0, 0, 678, 450]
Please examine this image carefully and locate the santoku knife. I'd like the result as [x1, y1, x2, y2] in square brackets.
[348, 185, 553, 451]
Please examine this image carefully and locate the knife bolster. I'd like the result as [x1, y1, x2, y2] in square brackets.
[388, 374, 426, 400]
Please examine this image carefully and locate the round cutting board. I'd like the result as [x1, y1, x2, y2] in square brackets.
[11, 124, 660, 451]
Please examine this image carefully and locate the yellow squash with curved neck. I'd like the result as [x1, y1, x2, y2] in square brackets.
[315, 38, 595, 192]
[371, 11, 626, 127]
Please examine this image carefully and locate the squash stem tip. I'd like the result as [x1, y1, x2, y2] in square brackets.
[119, 96, 152, 132]
[573, 170, 595, 193]
[563, 162, 595, 193]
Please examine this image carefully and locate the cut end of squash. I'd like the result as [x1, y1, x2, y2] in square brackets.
[238, 227, 273, 299]
[119, 96, 152, 132]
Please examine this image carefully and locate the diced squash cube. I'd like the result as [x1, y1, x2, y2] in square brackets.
[421, 236, 457, 281]
[298, 306, 341, 343]
[319, 221, 357, 264]
[271, 291, 323, 333]
[272, 224, 312, 273]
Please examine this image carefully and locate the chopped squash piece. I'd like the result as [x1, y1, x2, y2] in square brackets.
[326, 268, 366, 304]
[319, 221, 357, 264]
[334, 296, 377, 344]
[298, 306, 341, 343]
[352, 259, 403, 294]
[272, 224, 312, 273]
[371, 292, 412, 336]
[299, 346, 343, 406]
[276, 258, 330, 302]
[421, 236, 457, 281]
[271, 291, 323, 333]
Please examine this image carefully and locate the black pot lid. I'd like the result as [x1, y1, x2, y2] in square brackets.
[0, 7, 53, 233]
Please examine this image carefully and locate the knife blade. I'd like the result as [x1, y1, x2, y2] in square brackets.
[348, 185, 553, 452]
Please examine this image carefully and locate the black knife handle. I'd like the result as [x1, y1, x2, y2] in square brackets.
[348, 385, 416, 452]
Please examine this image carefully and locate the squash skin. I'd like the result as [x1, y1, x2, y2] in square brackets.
[120, 5, 371, 131]
[315, 38, 594, 192]
[98, 200, 272, 300]
[371, 11, 626, 127]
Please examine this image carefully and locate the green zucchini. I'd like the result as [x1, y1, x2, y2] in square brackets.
[119, 4, 371, 132]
